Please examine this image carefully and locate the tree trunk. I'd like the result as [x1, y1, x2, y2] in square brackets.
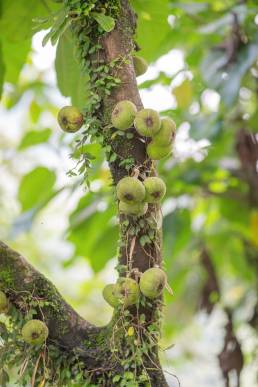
[0, 1, 168, 385]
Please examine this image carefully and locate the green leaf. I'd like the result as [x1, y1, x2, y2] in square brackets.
[18, 167, 56, 211]
[131, 0, 172, 62]
[18, 129, 52, 150]
[92, 12, 115, 32]
[55, 29, 90, 109]
[1, 39, 31, 83]
[0, 0, 48, 41]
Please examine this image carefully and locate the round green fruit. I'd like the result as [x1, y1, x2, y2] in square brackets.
[111, 100, 137, 130]
[57, 106, 83, 133]
[103, 284, 118, 307]
[119, 201, 148, 216]
[114, 278, 140, 307]
[134, 109, 161, 137]
[116, 176, 145, 204]
[0, 291, 8, 313]
[22, 319, 49, 345]
[143, 177, 166, 203]
[133, 56, 148, 77]
[147, 141, 172, 160]
[153, 117, 176, 146]
[140, 268, 167, 299]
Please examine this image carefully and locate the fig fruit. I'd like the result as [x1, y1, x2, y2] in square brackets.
[22, 319, 49, 345]
[147, 141, 172, 160]
[144, 177, 166, 203]
[116, 176, 145, 204]
[133, 56, 148, 77]
[134, 109, 161, 137]
[119, 201, 148, 216]
[0, 291, 8, 313]
[139, 268, 167, 299]
[57, 106, 83, 133]
[103, 284, 118, 307]
[114, 278, 140, 307]
[111, 100, 137, 130]
[153, 117, 176, 146]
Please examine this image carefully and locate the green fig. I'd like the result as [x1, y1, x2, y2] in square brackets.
[153, 117, 176, 146]
[22, 319, 49, 345]
[139, 268, 167, 299]
[111, 100, 137, 130]
[143, 177, 166, 203]
[114, 278, 140, 307]
[133, 56, 148, 77]
[0, 291, 8, 313]
[57, 106, 83, 133]
[103, 284, 119, 307]
[134, 109, 161, 137]
[119, 201, 148, 216]
[147, 141, 172, 160]
[116, 176, 145, 204]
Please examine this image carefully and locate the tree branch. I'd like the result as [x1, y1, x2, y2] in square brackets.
[0, 240, 101, 363]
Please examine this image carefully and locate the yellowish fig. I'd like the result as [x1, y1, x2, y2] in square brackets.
[103, 284, 119, 307]
[116, 176, 145, 204]
[22, 319, 49, 345]
[153, 117, 176, 146]
[114, 278, 140, 307]
[147, 141, 172, 160]
[57, 106, 83, 133]
[133, 56, 148, 77]
[139, 268, 167, 299]
[144, 177, 166, 203]
[111, 100, 137, 130]
[134, 109, 161, 137]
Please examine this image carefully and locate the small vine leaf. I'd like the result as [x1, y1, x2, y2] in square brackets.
[92, 12, 115, 32]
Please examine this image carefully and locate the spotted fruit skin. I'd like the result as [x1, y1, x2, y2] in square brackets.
[0, 291, 8, 313]
[134, 109, 161, 137]
[119, 201, 148, 216]
[147, 141, 172, 160]
[111, 100, 137, 130]
[144, 177, 166, 203]
[153, 117, 176, 146]
[103, 284, 119, 307]
[116, 176, 146, 204]
[139, 268, 167, 299]
[133, 56, 148, 77]
[22, 319, 49, 345]
[114, 278, 140, 307]
[57, 106, 83, 133]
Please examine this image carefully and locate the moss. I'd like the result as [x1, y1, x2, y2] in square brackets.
[0, 268, 14, 288]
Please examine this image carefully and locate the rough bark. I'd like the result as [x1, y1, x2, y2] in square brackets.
[0, 241, 103, 365]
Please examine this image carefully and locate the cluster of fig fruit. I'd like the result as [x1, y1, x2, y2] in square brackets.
[117, 175, 166, 216]
[103, 267, 167, 308]
[111, 101, 176, 160]
[0, 291, 48, 346]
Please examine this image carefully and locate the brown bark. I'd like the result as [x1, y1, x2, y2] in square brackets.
[0, 241, 102, 365]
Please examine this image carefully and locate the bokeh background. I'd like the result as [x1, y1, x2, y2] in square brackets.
[0, 1, 258, 386]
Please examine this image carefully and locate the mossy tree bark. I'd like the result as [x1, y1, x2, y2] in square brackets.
[0, 1, 168, 385]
